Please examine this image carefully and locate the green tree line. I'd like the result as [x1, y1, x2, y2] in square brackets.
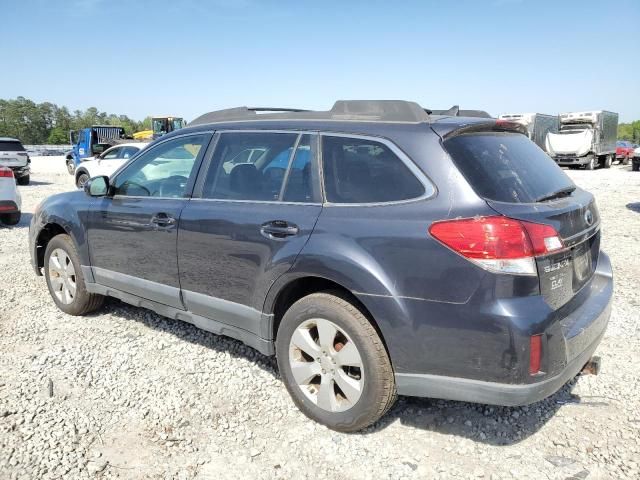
[0, 97, 151, 145]
[618, 121, 640, 143]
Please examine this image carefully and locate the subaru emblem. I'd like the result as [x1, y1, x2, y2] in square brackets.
[584, 209, 594, 226]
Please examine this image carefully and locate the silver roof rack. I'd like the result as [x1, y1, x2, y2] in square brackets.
[190, 100, 431, 126]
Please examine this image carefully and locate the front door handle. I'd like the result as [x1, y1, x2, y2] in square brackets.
[260, 220, 299, 239]
[150, 213, 176, 227]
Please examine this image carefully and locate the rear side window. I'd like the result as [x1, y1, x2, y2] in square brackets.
[202, 132, 317, 202]
[444, 132, 575, 203]
[0, 141, 25, 152]
[322, 136, 425, 203]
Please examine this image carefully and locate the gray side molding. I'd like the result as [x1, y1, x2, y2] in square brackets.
[92, 267, 183, 310]
[182, 289, 264, 338]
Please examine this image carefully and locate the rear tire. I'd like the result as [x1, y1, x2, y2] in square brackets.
[16, 174, 30, 186]
[276, 291, 396, 432]
[0, 212, 20, 226]
[44, 234, 104, 315]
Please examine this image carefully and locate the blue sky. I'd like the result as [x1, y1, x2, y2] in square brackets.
[1, 0, 638, 122]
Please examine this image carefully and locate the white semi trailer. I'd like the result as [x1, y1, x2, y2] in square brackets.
[545, 111, 618, 170]
[498, 113, 559, 152]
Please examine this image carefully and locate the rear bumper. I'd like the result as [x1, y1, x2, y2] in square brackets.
[395, 252, 613, 406]
[10, 165, 30, 177]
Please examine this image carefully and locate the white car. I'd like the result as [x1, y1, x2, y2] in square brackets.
[0, 137, 31, 185]
[0, 166, 21, 226]
[74, 142, 149, 188]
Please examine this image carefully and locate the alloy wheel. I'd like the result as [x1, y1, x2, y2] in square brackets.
[288, 318, 364, 412]
[48, 248, 77, 305]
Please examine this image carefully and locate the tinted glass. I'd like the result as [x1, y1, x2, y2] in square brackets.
[322, 136, 424, 203]
[121, 146, 140, 159]
[281, 134, 315, 202]
[0, 141, 25, 152]
[102, 147, 121, 159]
[113, 134, 207, 197]
[203, 132, 298, 201]
[444, 132, 575, 203]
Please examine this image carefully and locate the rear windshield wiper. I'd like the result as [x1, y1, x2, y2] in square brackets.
[535, 186, 576, 203]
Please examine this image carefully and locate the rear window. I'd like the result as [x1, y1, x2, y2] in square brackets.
[0, 141, 25, 152]
[444, 132, 575, 203]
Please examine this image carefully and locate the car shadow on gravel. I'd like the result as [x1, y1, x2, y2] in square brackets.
[21, 180, 53, 186]
[98, 298, 279, 374]
[626, 202, 640, 213]
[360, 382, 599, 445]
[96, 298, 603, 445]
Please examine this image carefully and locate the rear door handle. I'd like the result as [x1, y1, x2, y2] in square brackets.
[150, 213, 176, 227]
[260, 221, 299, 239]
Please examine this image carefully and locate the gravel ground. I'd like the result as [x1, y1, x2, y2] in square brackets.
[1, 157, 639, 480]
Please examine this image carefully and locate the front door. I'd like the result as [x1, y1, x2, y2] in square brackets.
[178, 131, 322, 336]
[87, 133, 211, 309]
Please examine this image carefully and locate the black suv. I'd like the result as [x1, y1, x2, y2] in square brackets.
[29, 101, 612, 432]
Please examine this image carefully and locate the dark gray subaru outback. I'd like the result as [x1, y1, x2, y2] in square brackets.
[29, 101, 612, 432]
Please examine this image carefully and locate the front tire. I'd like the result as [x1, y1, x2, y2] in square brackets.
[604, 155, 612, 169]
[0, 212, 20, 226]
[44, 234, 104, 315]
[76, 172, 89, 189]
[586, 157, 595, 170]
[276, 292, 396, 432]
[66, 159, 75, 175]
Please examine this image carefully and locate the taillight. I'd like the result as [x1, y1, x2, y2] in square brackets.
[0, 167, 14, 178]
[429, 216, 564, 275]
[529, 334, 542, 375]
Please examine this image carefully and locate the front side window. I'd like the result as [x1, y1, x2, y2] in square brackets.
[202, 132, 316, 202]
[113, 134, 208, 198]
[321, 135, 425, 204]
[102, 147, 121, 160]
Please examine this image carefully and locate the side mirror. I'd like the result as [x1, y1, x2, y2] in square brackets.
[84, 176, 110, 197]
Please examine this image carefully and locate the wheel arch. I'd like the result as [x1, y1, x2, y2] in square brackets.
[265, 274, 394, 363]
[34, 222, 69, 274]
[75, 167, 89, 184]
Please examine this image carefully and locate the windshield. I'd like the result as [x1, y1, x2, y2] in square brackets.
[444, 132, 575, 203]
[152, 119, 168, 135]
[171, 118, 184, 130]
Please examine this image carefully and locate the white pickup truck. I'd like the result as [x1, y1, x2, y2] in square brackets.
[0, 137, 31, 185]
[546, 111, 618, 170]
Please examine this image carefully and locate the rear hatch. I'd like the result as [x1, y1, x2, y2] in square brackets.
[0, 140, 29, 168]
[439, 124, 600, 310]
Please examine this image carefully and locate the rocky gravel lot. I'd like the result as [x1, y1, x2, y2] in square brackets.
[1, 158, 639, 479]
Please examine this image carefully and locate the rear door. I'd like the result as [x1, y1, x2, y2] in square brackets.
[0, 141, 28, 168]
[177, 131, 322, 337]
[442, 129, 600, 310]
